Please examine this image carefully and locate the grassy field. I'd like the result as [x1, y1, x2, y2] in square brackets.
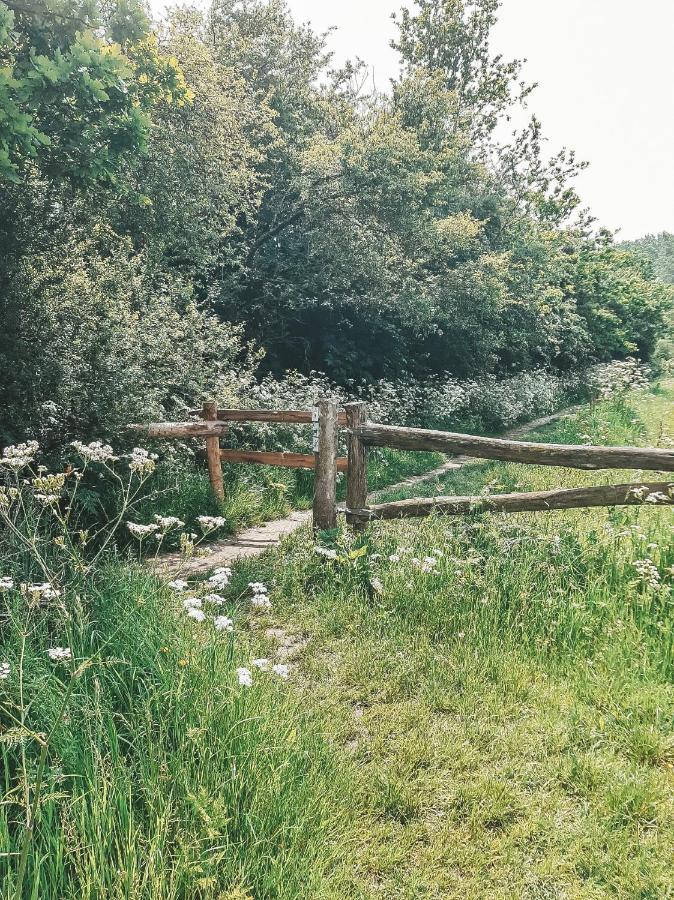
[237, 382, 674, 898]
[1, 385, 672, 897]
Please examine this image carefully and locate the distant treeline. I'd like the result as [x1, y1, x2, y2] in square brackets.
[0, 0, 671, 445]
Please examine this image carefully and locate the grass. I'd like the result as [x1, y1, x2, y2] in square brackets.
[237, 381, 674, 897]
[130, 446, 445, 545]
[1, 385, 672, 897]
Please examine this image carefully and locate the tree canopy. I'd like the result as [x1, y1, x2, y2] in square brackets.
[0, 0, 670, 444]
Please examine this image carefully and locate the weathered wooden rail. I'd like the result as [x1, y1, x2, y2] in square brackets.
[129, 400, 345, 530]
[343, 401, 673, 528]
[129, 397, 673, 534]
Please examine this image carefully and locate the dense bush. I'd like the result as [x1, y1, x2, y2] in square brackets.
[0, 0, 671, 452]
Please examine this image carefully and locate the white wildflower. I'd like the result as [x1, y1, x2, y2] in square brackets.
[1, 441, 39, 470]
[214, 615, 234, 632]
[634, 558, 661, 589]
[71, 440, 118, 463]
[0, 662, 9, 679]
[127, 447, 157, 475]
[0, 577, 14, 592]
[271, 663, 289, 679]
[236, 667, 253, 687]
[126, 522, 159, 538]
[314, 546, 338, 560]
[182, 597, 202, 609]
[208, 567, 232, 588]
[47, 647, 71, 662]
[248, 582, 268, 594]
[252, 658, 270, 671]
[370, 577, 384, 594]
[186, 607, 206, 623]
[197, 515, 227, 531]
[27, 583, 60, 600]
[167, 579, 189, 592]
[388, 554, 400, 563]
[645, 492, 669, 504]
[250, 594, 272, 608]
[154, 515, 185, 530]
[203, 593, 226, 606]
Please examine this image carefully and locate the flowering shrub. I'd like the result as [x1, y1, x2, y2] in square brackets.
[589, 357, 651, 401]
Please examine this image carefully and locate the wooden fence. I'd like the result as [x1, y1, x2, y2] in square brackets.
[130, 398, 674, 533]
[342, 401, 674, 527]
[130, 400, 347, 530]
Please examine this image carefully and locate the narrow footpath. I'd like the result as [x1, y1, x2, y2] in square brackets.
[151, 406, 579, 577]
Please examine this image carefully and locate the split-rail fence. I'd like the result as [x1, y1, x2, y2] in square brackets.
[129, 399, 674, 532]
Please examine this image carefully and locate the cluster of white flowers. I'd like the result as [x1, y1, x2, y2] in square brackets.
[208, 567, 232, 589]
[1, 441, 39, 471]
[236, 660, 289, 688]
[182, 593, 234, 630]
[71, 440, 118, 463]
[411, 553, 441, 574]
[629, 484, 673, 504]
[167, 578, 189, 592]
[591, 358, 651, 401]
[154, 514, 185, 530]
[47, 647, 71, 662]
[127, 521, 160, 539]
[127, 447, 157, 475]
[0, 576, 14, 592]
[249, 582, 271, 609]
[26, 583, 61, 601]
[197, 515, 227, 532]
[634, 558, 661, 589]
[0, 661, 9, 680]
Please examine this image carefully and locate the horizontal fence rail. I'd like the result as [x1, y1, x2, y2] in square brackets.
[187, 408, 348, 426]
[348, 482, 674, 522]
[129, 401, 346, 530]
[219, 449, 348, 471]
[129, 421, 229, 439]
[355, 424, 674, 472]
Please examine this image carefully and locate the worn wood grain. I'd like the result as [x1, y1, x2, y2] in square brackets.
[345, 402, 368, 531]
[128, 421, 230, 439]
[203, 401, 225, 501]
[349, 482, 674, 522]
[188, 408, 348, 426]
[313, 400, 339, 531]
[356, 424, 674, 472]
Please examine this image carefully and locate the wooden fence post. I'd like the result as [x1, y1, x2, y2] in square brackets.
[202, 400, 225, 503]
[313, 399, 338, 531]
[345, 402, 368, 531]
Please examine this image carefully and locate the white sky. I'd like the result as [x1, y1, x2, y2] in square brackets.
[153, 0, 674, 240]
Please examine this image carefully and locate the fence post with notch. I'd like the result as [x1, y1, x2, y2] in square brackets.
[345, 402, 368, 531]
[202, 400, 225, 502]
[313, 399, 339, 531]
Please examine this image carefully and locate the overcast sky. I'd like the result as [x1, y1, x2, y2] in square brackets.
[154, 0, 674, 240]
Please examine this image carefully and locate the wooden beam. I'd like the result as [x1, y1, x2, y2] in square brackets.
[349, 482, 674, 522]
[345, 402, 368, 531]
[188, 408, 348, 426]
[128, 421, 230, 439]
[356, 424, 674, 472]
[313, 399, 339, 531]
[203, 401, 225, 502]
[219, 449, 348, 471]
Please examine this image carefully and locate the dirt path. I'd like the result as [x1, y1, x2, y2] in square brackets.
[151, 405, 579, 576]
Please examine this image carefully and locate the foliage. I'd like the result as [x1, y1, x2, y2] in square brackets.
[0, 442, 353, 897]
[0, 0, 669, 452]
[0, 0, 189, 184]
